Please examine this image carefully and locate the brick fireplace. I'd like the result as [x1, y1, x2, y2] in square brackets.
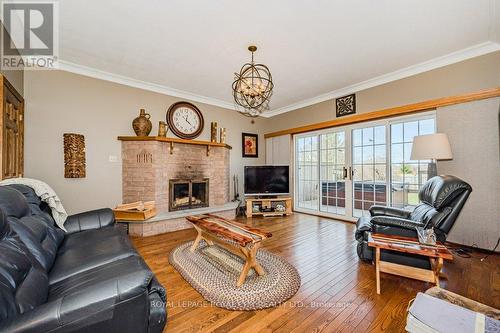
[119, 136, 236, 236]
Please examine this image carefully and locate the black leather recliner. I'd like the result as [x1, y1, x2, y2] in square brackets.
[0, 184, 167, 333]
[355, 175, 472, 268]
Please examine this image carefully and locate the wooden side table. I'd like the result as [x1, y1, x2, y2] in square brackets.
[367, 233, 453, 294]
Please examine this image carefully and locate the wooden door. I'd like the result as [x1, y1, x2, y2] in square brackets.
[0, 75, 24, 179]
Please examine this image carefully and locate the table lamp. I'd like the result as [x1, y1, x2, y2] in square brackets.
[410, 133, 452, 178]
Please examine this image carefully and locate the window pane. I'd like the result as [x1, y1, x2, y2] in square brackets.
[320, 134, 326, 149]
[362, 165, 374, 181]
[363, 127, 374, 145]
[374, 126, 385, 145]
[402, 164, 418, 183]
[353, 129, 362, 146]
[353, 165, 362, 181]
[327, 150, 335, 164]
[336, 149, 345, 165]
[391, 123, 403, 143]
[311, 136, 318, 149]
[336, 132, 345, 148]
[312, 150, 318, 163]
[362, 183, 374, 201]
[363, 146, 374, 164]
[304, 137, 311, 151]
[419, 118, 435, 136]
[375, 145, 386, 163]
[404, 143, 413, 162]
[403, 121, 418, 142]
[374, 165, 386, 181]
[353, 147, 362, 164]
[391, 183, 405, 208]
[392, 143, 404, 163]
[327, 134, 335, 149]
[391, 164, 404, 183]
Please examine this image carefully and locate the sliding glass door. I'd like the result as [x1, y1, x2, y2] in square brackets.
[319, 131, 347, 216]
[352, 125, 387, 218]
[296, 135, 319, 210]
[294, 112, 435, 221]
[390, 117, 435, 208]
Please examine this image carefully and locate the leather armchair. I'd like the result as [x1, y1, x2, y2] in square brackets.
[355, 175, 472, 267]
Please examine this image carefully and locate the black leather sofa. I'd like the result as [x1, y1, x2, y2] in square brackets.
[0, 184, 167, 333]
[355, 175, 472, 268]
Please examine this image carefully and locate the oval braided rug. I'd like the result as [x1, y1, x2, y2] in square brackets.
[169, 240, 301, 310]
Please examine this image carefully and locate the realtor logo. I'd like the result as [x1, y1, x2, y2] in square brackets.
[1, 1, 58, 70]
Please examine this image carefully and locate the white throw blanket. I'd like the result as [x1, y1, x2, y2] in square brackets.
[0, 178, 68, 231]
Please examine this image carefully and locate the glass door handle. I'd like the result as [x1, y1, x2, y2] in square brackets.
[343, 167, 352, 180]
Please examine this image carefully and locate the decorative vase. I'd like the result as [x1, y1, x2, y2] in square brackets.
[132, 109, 152, 136]
[158, 121, 168, 137]
[211, 122, 218, 142]
[219, 127, 226, 143]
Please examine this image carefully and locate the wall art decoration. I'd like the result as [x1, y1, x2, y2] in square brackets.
[335, 93, 356, 117]
[63, 133, 86, 178]
[242, 133, 258, 158]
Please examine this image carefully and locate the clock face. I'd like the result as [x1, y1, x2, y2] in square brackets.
[166, 102, 204, 139]
[172, 107, 200, 135]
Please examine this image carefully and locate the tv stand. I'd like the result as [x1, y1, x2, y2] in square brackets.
[245, 197, 292, 218]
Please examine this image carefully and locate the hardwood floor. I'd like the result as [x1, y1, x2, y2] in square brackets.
[131, 213, 500, 333]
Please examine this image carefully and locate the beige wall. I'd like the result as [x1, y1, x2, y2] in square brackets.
[24, 70, 265, 214]
[0, 22, 24, 95]
[265, 51, 500, 134]
[437, 98, 500, 250]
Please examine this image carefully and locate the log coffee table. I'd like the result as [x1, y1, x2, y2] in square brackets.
[186, 214, 272, 287]
[367, 233, 453, 294]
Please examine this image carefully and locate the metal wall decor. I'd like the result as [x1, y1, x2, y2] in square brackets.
[63, 133, 86, 178]
[335, 93, 356, 117]
[232, 45, 274, 117]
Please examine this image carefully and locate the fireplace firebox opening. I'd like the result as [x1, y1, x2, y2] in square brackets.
[169, 178, 209, 211]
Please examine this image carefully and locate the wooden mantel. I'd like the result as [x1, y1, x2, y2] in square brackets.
[118, 136, 232, 149]
[118, 136, 232, 156]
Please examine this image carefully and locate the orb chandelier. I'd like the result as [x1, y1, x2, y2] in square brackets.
[232, 45, 274, 117]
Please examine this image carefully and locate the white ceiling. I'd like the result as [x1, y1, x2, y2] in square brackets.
[58, 0, 500, 117]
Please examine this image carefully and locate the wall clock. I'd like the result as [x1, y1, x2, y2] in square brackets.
[166, 102, 204, 140]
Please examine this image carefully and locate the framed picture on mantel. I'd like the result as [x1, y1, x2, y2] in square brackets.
[242, 133, 258, 158]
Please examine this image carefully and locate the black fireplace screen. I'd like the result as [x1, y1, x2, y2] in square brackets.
[169, 179, 209, 211]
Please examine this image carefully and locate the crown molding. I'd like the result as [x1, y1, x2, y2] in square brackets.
[57, 60, 236, 110]
[57, 41, 500, 118]
[261, 41, 500, 118]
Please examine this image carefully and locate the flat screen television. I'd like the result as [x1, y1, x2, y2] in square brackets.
[244, 165, 289, 196]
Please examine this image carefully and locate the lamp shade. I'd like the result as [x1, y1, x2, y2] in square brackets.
[410, 133, 452, 160]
